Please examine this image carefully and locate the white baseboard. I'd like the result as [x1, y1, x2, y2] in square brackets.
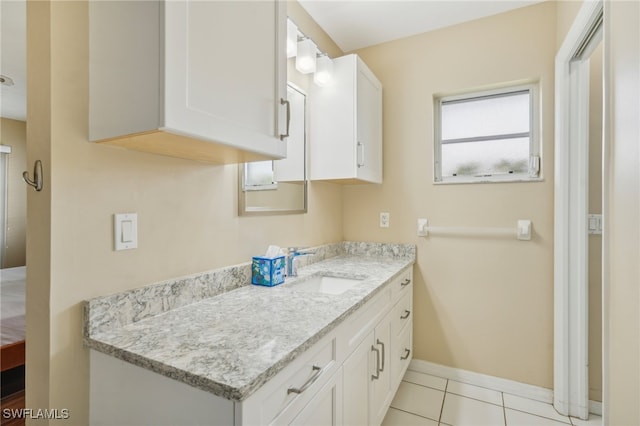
[589, 400, 602, 416]
[408, 359, 553, 404]
[408, 359, 602, 416]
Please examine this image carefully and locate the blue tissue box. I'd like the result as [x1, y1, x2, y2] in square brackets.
[252, 255, 286, 287]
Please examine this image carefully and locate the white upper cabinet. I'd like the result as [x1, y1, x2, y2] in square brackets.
[273, 85, 306, 182]
[310, 54, 383, 183]
[89, 0, 287, 164]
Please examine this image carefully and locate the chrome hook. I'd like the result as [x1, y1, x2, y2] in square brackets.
[23, 160, 43, 192]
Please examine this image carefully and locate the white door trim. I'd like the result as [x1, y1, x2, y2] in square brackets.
[554, 0, 603, 419]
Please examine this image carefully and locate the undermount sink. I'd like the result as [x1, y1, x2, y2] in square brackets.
[289, 275, 365, 295]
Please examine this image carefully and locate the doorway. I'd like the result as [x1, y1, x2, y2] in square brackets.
[0, 0, 28, 419]
[554, 0, 604, 421]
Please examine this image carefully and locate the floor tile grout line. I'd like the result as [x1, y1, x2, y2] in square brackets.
[403, 371, 581, 426]
[401, 378, 447, 393]
[504, 407, 573, 425]
[444, 390, 505, 408]
[502, 392, 507, 426]
[438, 379, 448, 425]
[387, 406, 440, 424]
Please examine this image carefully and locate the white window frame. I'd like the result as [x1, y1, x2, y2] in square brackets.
[242, 161, 278, 192]
[434, 83, 541, 184]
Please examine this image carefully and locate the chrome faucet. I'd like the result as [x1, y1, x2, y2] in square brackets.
[286, 247, 316, 277]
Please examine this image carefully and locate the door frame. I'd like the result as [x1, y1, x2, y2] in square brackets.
[554, 0, 603, 419]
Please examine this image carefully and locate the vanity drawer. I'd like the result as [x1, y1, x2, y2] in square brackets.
[391, 289, 412, 337]
[392, 320, 413, 389]
[391, 267, 413, 302]
[261, 337, 337, 425]
[338, 287, 391, 358]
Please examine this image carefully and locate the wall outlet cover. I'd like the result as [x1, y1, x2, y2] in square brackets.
[380, 212, 390, 228]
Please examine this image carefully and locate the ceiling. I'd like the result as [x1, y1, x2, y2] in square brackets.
[298, 0, 546, 52]
[0, 0, 544, 123]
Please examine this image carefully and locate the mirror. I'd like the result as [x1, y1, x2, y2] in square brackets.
[239, 83, 307, 215]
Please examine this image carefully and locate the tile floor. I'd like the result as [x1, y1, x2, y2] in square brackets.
[382, 370, 602, 426]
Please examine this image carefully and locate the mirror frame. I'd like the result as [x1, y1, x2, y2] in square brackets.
[238, 83, 307, 216]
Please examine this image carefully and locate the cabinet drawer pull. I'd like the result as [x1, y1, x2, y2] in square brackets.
[401, 278, 411, 287]
[377, 339, 386, 372]
[287, 365, 322, 394]
[401, 348, 411, 360]
[280, 98, 291, 140]
[400, 310, 411, 320]
[371, 345, 380, 380]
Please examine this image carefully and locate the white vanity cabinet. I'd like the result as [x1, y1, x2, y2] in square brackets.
[342, 268, 414, 426]
[310, 54, 383, 183]
[90, 266, 413, 426]
[89, 0, 287, 164]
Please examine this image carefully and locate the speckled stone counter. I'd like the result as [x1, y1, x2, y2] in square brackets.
[84, 241, 415, 401]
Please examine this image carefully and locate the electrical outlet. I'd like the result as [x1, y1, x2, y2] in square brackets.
[380, 212, 390, 228]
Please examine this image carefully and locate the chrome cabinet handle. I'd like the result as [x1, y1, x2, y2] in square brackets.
[377, 339, 385, 372]
[287, 365, 322, 394]
[357, 141, 365, 168]
[401, 278, 411, 287]
[401, 348, 411, 360]
[400, 310, 411, 320]
[371, 345, 380, 380]
[280, 98, 290, 140]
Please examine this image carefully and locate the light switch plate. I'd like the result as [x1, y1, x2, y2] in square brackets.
[114, 213, 138, 250]
[588, 214, 603, 235]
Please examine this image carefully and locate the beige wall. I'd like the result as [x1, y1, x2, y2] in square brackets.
[26, 0, 640, 423]
[604, 0, 640, 423]
[26, 1, 343, 423]
[345, 2, 557, 388]
[556, 0, 583, 49]
[588, 43, 603, 403]
[0, 118, 27, 268]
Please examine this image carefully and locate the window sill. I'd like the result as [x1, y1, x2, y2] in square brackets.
[433, 176, 544, 185]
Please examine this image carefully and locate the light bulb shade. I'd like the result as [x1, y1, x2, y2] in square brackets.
[286, 20, 298, 58]
[313, 55, 333, 87]
[295, 38, 317, 74]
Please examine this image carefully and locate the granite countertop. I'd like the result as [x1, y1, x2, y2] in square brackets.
[85, 242, 415, 402]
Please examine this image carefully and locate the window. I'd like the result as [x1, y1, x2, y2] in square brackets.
[243, 161, 277, 191]
[434, 84, 540, 183]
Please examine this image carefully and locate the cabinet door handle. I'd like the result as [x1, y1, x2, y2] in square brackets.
[401, 348, 411, 360]
[400, 310, 411, 320]
[357, 141, 365, 168]
[280, 98, 290, 140]
[371, 345, 381, 380]
[377, 339, 386, 372]
[401, 278, 411, 287]
[287, 365, 322, 394]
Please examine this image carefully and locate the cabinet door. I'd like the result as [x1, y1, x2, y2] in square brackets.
[274, 85, 306, 182]
[164, 0, 287, 155]
[356, 60, 383, 183]
[370, 312, 393, 425]
[343, 331, 374, 426]
[309, 55, 356, 181]
[290, 369, 343, 426]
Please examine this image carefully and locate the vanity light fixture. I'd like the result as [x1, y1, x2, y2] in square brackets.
[295, 37, 317, 74]
[287, 18, 333, 85]
[313, 54, 334, 87]
[286, 20, 298, 58]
